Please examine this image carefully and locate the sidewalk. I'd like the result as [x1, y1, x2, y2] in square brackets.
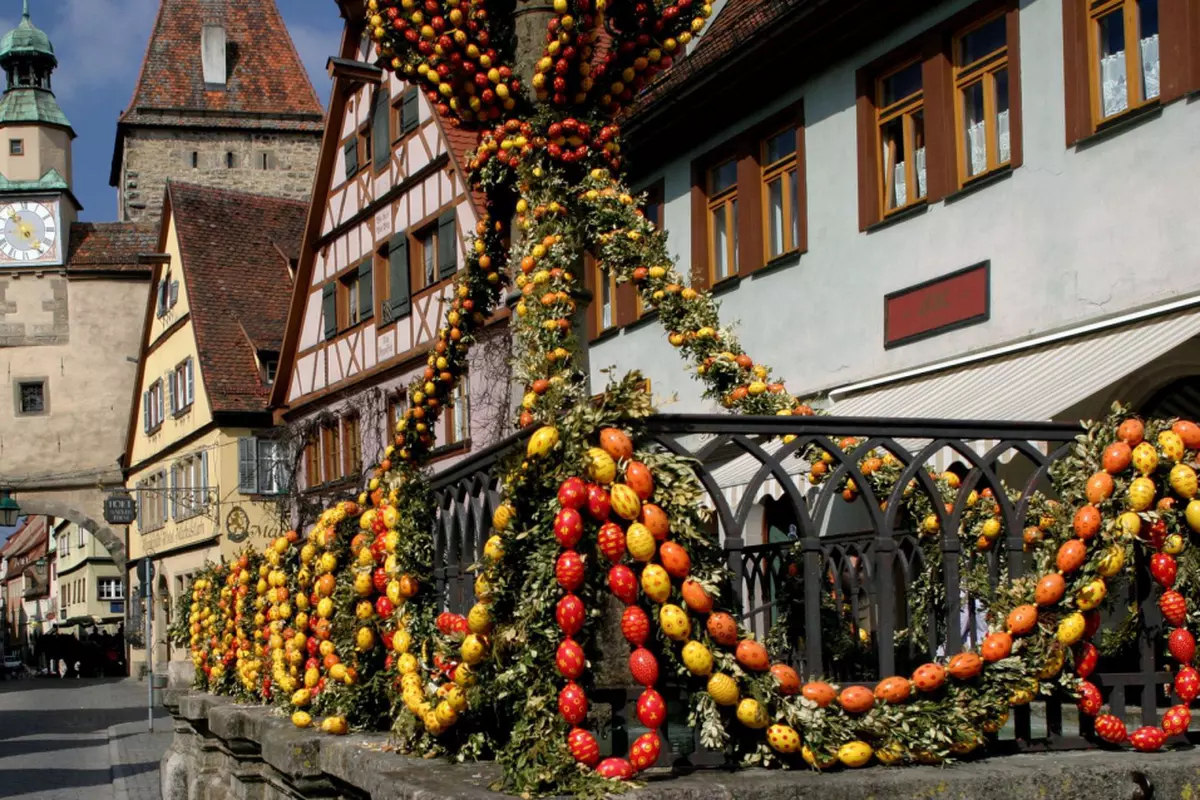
[108, 702, 173, 800]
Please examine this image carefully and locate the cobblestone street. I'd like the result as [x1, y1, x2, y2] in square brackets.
[0, 677, 170, 800]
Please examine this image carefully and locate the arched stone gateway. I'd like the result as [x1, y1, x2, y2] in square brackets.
[11, 489, 127, 571]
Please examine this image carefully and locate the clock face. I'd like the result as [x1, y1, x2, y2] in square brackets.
[0, 200, 57, 262]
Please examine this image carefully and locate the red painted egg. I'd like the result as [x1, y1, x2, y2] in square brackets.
[556, 594, 585, 636]
[625, 461, 655, 501]
[1084, 611, 1102, 639]
[585, 483, 611, 521]
[555, 508, 584, 548]
[629, 731, 662, 771]
[608, 564, 638, 605]
[1160, 590, 1188, 627]
[621, 605, 650, 646]
[595, 757, 635, 780]
[375, 596, 395, 619]
[629, 647, 659, 687]
[1077, 681, 1102, 716]
[636, 688, 666, 729]
[558, 681, 588, 725]
[1163, 704, 1191, 737]
[1130, 726, 1166, 752]
[1152, 553, 1178, 589]
[598, 522, 627, 563]
[1170, 628, 1196, 665]
[556, 550, 585, 592]
[556, 638, 586, 680]
[373, 567, 389, 593]
[1176, 665, 1200, 702]
[659, 542, 691, 579]
[568, 727, 600, 766]
[1094, 714, 1128, 744]
[1076, 642, 1099, 679]
[558, 477, 587, 510]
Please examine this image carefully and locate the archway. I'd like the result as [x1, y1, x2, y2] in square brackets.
[9, 491, 127, 571]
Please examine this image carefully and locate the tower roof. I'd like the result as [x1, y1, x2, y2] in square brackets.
[117, 0, 324, 131]
[0, 1, 55, 64]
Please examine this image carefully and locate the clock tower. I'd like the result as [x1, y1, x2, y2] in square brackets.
[0, 0, 74, 268]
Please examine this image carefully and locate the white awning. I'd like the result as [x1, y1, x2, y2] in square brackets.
[829, 307, 1200, 421]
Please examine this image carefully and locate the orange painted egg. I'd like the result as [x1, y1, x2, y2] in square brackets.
[625, 461, 655, 500]
[770, 663, 801, 695]
[838, 685, 875, 714]
[599, 427, 634, 460]
[735, 639, 769, 672]
[707, 612, 738, 646]
[801, 681, 836, 707]
[640, 503, 670, 540]
[681, 579, 713, 614]
[659, 541, 691, 578]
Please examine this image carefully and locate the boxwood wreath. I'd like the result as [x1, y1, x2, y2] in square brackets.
[171, 0, 1200, 795]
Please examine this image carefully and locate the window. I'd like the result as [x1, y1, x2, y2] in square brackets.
[322, 421, 342, 483]
[878, 61, 926, 215]
[59, 533, 69, 558]
[258, 152, 276, 170]
[597, 264, 616, 332]
[9, 139, 22, 156]
[361, 125, 372, 174]
[155, 271, 178, 318]
[762, 127, 801, 259]
[414, 225, 437, 291]
[77, 525, 84, 549]
[144, 380, 165, 431]
[393, 87, 420, 142]
[448, 377, 470, 446]
[16, 379, 45, 415]
[238, 437, 287, 495]
[137, 470, 168, 531]
[342, 416, 362, 475]
[98, 578, 123, 601]
[304, 434, 321, 488]
[225, 152, 235, 169]
[707, 159, 739, 282]
[263, 356, 278, 385]
[1090, 0, 1159, 121]
[389, 393, 408, 438]
[954, 16, 1011, 182]
[172, 452, 208, 518]
[338, 261, 373, 330]
[169, 359, 194, 415]
[190, 151, 199, 169]
[341, 271, 361, 328]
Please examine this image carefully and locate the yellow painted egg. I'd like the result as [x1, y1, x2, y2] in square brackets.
[461, 634, 487, 665]
[610, 483, 642, 521]
[640, 564, 671, 603]
[291, 710, 312, 728]
[706, 673, 739, 706]
[659, 604, 691, 641]
[1127, 476, 1156, 511]
[766, 723, 801, 754]
[1170, 463, 1197, 499]
[584, 447, 617, 484]
[735, 698, 769, 729]
[1057, 612, 1085, 645]
[802, 745, 838, 770]
[681, 640, 713, 676]
[1132, 441, 1158, 475]
[837, 740, 874, 768]
[626, 523, 657, 562]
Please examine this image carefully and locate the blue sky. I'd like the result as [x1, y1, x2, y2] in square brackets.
[6, 0, 343, 220]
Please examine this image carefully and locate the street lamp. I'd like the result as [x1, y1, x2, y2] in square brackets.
[0, 488, 19, 527]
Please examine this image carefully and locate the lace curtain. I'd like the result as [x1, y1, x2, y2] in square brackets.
[965, 109, 1011, 176]
[1102, 34, 1160, 118]
[888, 146, 927, 207]
[1142, 32, 1160, 100]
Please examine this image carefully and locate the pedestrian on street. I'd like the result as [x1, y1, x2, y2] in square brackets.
[74, 659, 81, 678]
[57, 658, 66, 679]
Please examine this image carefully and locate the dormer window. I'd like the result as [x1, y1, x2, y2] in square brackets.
[9, 139, 22, 156]
[263, 355, 278, 385]
[201, 24, 227, 88]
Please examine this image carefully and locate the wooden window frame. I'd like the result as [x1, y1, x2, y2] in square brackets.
[411, 223, 439, 296]
[952, 12, 1013, 186]
[876, 59, 928, 219]
[706, 158, 740, 286]
[392, 86, 421, 144]
[388, 392, 408, 440]
[321, 421, 341, 484]
[760, 125, 804, 261]
[857, 0, 1023, 230]
[304, 434, 321, 488]
[339, 270, 361, 330]
[445, 376, 471, 448]
[1087, 0, 1158, 124]
[342, 415, 362, 477]
[359, 123, 372, 176]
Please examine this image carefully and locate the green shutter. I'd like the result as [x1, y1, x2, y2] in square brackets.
[387, 234, 411, 320]
[402, 87, 420, 134]
[437, 210, 457, 280]
[343, 139, 358, 179]
[358, 260, 374, 321]
[322, 283, 337, 340]
[372, 91, 391, 171]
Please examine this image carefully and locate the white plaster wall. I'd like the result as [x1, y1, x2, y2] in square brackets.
[591, 0, 1200, 409]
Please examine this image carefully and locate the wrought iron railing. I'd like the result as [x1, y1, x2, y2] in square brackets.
[429, 414, 1175, 758]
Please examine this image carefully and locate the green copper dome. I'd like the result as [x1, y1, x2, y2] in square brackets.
[0, 2, 55, 64]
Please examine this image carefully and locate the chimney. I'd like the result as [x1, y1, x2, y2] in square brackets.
[201, 24, 227, 88]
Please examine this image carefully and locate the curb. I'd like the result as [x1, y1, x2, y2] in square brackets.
[107, 724, 129, 800]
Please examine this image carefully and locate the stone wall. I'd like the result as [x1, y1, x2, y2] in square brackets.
[163, 687, 1200, 800]
[118, 128, 321, 223]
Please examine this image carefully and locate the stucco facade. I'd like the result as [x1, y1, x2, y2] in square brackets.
[592, 0, 1200, 420]
[54, 521, 124, 627]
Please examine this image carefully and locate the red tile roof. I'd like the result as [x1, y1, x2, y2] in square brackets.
[438, 121, 486, 213]
[168, 182, 304, 414]
[118, 0, 324, 132]
[67, 222, 159, 273]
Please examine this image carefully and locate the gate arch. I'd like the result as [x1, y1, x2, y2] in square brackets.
[13, 495, 127, 571]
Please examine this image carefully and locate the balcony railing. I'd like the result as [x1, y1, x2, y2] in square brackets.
[429, 413, 1169, 758]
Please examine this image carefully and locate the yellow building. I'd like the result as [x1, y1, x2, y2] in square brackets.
[123, 183, 306, 671]
[53, 520, 124, 632]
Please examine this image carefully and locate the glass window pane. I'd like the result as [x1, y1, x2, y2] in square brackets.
[712, 205, 727, 279]
[765, 129, 796, 165]
[731, 198, 739, 272]
[881, 117, 906, 209]
[767, 177, 784, 258]
[1099, 10, 1128, 117]
[912, 110, 927, 200]
[1139, 0, 1160, 100]
[961, 17, 1006, 66]
[601, 271, 612, 328]
[881, 61, 922, 106]
[710, 160, 738, 194]
[789, 168, 800, 250]
[995, 69, 1011, 164]
[422, 233, 435, 287]
[963, 81, 987, 177]
[348, 281, 359, 324]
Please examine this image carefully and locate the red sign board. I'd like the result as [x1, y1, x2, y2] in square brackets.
[884, 262, 990, 348]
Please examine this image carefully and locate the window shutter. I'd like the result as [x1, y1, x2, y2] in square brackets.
[402, 87, 420, 134]
[583, 255, 598, 341]
[1061, 0, 1092, 146]
[1161, 0, 1200, 102]
[388, 234, 411, 319]
[437, 210, 457, 279]
[155, 284, 164, 317]
[921, 46, 956, 203]
[238, 437, 258, 495]
[143, 391, 150, 433]
[688, 171, 711, 290]
[735, 151, 763, 275]
[358, 260, 374, 321]
[169, 280, 179, 308]
[854, 70, 881, 231]
[372, 91, 391, 171]
[161, 472, 169, 524]
[344, 138, 359, 179]
[137, 486, 143, 530]
[167, 371, 176, 415]
[169, 467, 177, 519]
[186, 359, 195, 406]
[322, 283, 337, 340]
[200, 450, 209, 507]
